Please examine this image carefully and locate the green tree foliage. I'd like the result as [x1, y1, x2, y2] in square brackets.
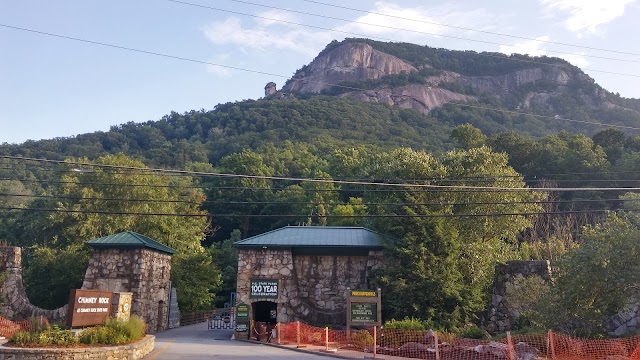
[22, 246, 89, 309]
[366, 147, 542, 330]
[20, 154, 219, 311]
[450, 124, 487, 149]
[536, 201, 640, 336]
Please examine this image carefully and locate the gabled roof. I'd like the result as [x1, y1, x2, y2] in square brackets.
[234, 226, 385, 249]
[85, 231, 177, 255]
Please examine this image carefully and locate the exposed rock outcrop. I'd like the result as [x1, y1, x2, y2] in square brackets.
[282, 42, 416, 93]
[340, 85, 475, 114]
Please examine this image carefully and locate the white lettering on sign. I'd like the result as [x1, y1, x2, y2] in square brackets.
[76, 308, 109, 313]
[77, 297, 110, 304]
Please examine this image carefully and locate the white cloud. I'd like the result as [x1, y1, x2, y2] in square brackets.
[335, 2, 495, 43]
[499, 36, 589, 68]
[541, 0, 637, 35]
[202, 2, 495, 57]
[203, 15, 332, 57]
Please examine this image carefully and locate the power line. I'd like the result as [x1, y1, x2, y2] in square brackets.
[1, 24, 638, 132]
[2, 164, 640, 183]
[298, 0, 640, 57]
[3, 155, 640, 192]
[0, 191, 634, 207]
[219, 0, 640, 64]
[0, 206, 633, 218]
[167, 0, 640, 78]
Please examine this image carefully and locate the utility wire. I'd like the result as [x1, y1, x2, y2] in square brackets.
[1, 191, 634, 207]
[219, 0, 640, 64]
[0, 206, 633, 218]
[167, 0, 640, 78]
[2, 155, 640, 192]
[1, 23, 639, 132]
[298, 0, 640, 57]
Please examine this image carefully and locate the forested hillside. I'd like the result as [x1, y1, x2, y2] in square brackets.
[3, 38, 640, 335]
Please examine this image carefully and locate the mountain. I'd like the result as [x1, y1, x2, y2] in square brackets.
[2, 38, 640, 169]
[278, 39, 640, 135]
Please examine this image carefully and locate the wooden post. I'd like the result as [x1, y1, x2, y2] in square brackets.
[373, 326, 377, 358]
[296, 321, 301, 348]
[250, 320, 254, 341]
[325, 327, 329, 351]
[276, 323, 281, 344]
[506, 331, 516, 360]
[434, 331, 440, 360]
[548, 330, 556, 359]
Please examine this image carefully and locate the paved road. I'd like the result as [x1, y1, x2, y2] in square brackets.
[144, 322, 331, 360]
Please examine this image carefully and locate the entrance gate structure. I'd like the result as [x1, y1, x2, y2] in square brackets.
[208, 303, 235, 330]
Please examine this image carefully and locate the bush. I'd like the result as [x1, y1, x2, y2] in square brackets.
[384, 317, 426, 330]
[10, 323, 78, 347]
[461, 325, 486, 339]
[351, 330, 374, 350]
[79, 316, 145, 345]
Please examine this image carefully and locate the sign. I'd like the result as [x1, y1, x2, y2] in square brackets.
[236, 303, 249, 322]
[236, 323, 248, 332]
[350, 289, 378, 297]
[67, 289, 113, 327]
[250, 279, 279, 299]
[351, 302, 377, 322]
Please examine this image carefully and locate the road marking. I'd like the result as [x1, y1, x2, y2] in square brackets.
[146, 339, 175, 360]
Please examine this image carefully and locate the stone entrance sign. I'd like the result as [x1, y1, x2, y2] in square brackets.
[67, 289, 113, 327]
[250, 279, 279, 299]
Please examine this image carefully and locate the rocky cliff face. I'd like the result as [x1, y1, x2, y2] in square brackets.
[282, 42, 416, 93]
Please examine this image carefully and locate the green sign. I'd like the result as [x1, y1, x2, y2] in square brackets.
[236, 303, 249, 322]
[250, 279, 279, 299]
[350, 289, 378, 297]
[350, 302, 377, 323]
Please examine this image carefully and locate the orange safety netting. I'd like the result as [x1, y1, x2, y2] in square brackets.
[276, 321, 640, 359]
[0, 315, 49, 338]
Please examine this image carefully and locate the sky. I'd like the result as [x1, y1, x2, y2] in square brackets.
[1, 0, 640, 144]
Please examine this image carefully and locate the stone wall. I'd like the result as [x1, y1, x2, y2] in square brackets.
[604, 302, 640, 336]
[0, 247, 67, 323]
[0, 335, 154, 360]
[481, 260, 551, 334]
[0, 246, 171, 334]
[82, 248, 171, 333]
[236, 249, 383, 326]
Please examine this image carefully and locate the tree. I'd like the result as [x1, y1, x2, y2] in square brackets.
[539, 208, 640, 336]
[450, 124, 487, 150]
[365, 147, 542, 330]
[23, 153, 219, 311]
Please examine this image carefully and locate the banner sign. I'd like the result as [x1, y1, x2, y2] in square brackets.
[350, 289, 378, 297]
[350, 302, 377, 322]
[67, 289, 113, 327]
[250, 279, 279, 299]
[236, 303, 249, 322]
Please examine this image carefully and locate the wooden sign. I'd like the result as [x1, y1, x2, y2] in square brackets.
[67, 289, 113, 327]
[346, 287, 381, 329]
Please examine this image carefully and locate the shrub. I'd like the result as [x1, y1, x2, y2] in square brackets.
[384, 317, 426, 330]
[79, 316, 146, 345]
[351, 330, 374, 350]
[10, 323, 78, 347]
[461, 325, 486, 339]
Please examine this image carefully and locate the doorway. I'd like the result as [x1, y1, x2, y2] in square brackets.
[252, 301, 277, 324]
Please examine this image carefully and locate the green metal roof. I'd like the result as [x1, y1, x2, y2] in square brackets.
[85, 231, 177, 255]
[234, 226, 385, 249]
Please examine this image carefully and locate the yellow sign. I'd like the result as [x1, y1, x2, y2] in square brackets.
[350, 289, 377, 297]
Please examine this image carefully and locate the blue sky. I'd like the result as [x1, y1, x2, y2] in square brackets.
[1, 0, 639, 144]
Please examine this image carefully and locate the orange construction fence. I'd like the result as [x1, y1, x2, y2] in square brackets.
[0, 315, 49, 338]
[274, 321, 640, 359]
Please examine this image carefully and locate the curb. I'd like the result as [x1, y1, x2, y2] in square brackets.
[237, 338, 359, 360]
